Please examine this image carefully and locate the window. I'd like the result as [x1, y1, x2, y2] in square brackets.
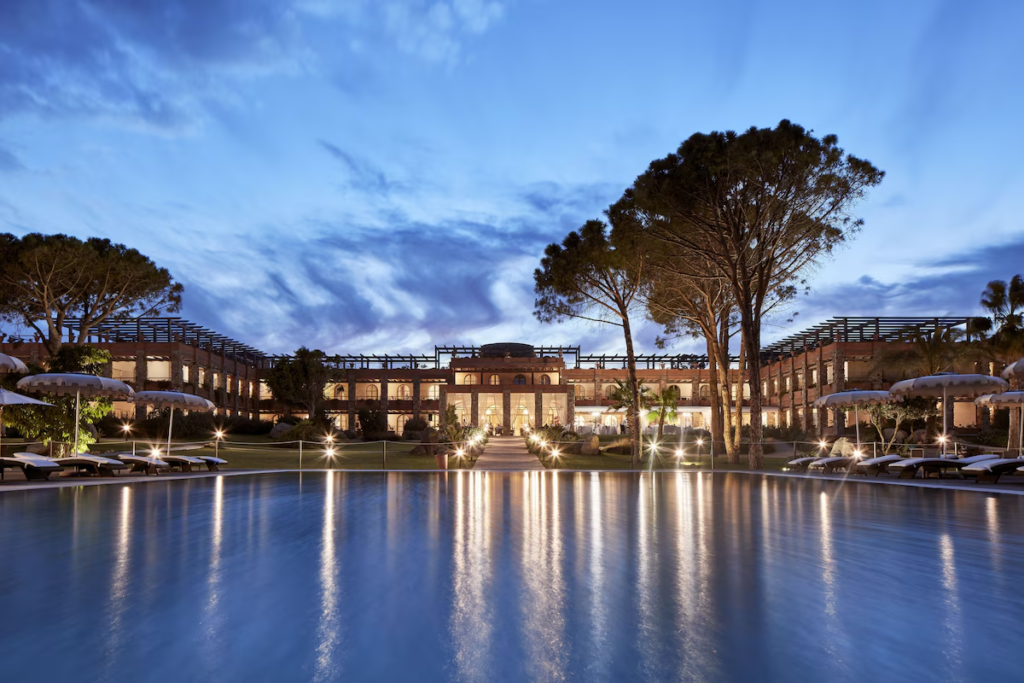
[539, 374, 551, 385]
[605, 385, 617, 399]
[462, 374, 478, 385]
[363, 384, 379, 400]
[182, 365, 190, 384]
[427, 384, 440, 400]
[398, 385, 410, 399]
[489, 374, 500, 385]
[699, 384, 710, 398]
[513, 374, 527, 385]
[335, 385, 346, 398]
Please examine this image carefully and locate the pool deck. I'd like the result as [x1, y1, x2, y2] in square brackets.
[4, 465, 1024, 495]
[472, 436, 544, 471]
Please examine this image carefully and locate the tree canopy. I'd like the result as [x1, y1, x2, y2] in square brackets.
[0, 233, 183, 355]
[621, 120, 884, 467]
[534, 219, 647, 465]
[263, 347, 333, 423]
[2, 344, 114, 454]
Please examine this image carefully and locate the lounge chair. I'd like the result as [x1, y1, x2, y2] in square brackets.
[889, 454, 1000, 479]
[0, 454, 63, 481]
[853, 454, 905, 476]
[961, 458, 1024, 484]
[808, 456, 861, 474]
[111, 453, 171, 475]
[48, 452, 128, 477]
[158, 453, 207, 472]
[786, 456, 824, 473]
[192, 455, 227, 471]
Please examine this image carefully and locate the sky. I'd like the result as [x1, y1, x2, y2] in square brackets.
[1, 0, 1022, 356]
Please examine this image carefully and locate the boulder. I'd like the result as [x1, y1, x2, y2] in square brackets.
[269, 422, 292, 440]
[581, 435, 601, 456]
[829, 437, 857, 457]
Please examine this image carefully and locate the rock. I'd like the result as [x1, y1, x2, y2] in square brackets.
[829, 437, 857, 457]
[581, 435, 600, 456]
[269, 422, 292, 440]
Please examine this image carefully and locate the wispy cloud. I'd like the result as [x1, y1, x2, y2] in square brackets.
[317, 139, 405, 194]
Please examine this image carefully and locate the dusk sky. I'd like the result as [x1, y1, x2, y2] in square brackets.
[1, 0, 1022, 355]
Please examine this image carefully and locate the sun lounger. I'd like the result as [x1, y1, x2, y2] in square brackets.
[889, 454, 1000, 479]
[112, 453, 171, 475]
[786, 456, 823, 473]
[47, 452, 128, 477]
[808, 456, 860, 474]
[158, 454, 207, 472]
[0, 454, 63, 481]
[192, 455, 227, 471]
[961, 458, 1024, 484]
[853, 454, 905, 476]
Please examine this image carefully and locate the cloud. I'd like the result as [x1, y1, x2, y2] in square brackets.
[772, 236, 1024, 341]
[0, 0, 510, 130]
[0, 142, 23, 173]
[317, 139, 405, 194]
[162, 177, 618, 355]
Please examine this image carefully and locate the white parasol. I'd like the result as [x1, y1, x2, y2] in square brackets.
[0, 353, 29, 374]
[16, 374, 134, 454]
[0, 388, 53, 453]
[975, 392, 1024, 458]
[130, 391, 216, 456]
[812, 390, 899, 451]
[890, 373, 1008, 451]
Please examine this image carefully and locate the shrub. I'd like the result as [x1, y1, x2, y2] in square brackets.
[281, 420, 330, 443]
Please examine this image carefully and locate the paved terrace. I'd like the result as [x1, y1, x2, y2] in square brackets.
[472, 436, 544, 471]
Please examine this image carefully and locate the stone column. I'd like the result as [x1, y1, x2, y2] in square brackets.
[470, 389, 479, 427]
[833, 349, 846, 437]
[134, 350, 148, 420]
[567, 386, 575, 431]
[816, 351, 827, 437]
[535, 391, 543, 429]
[502, 389, 511, 433]
[801, 347, 810, 432]
[439, 385, 449, 430]
[412, 376, 422, 420]
[380, 374, 389, 429]
[347, 375, 356, 432]
[170, 349, 185, 391]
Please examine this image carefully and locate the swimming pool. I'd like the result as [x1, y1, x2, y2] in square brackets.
[2, 472, 1023, 682]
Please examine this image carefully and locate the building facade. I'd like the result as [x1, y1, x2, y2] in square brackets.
[1, 315, 993, 436]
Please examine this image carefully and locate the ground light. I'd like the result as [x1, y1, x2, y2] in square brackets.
[214, 430, 224, 459]
[325, 446, 335, 470]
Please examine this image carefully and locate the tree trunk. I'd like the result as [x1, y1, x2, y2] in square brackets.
[708, 351, 723, 463]
[741, 316, 764, 470]
[716, 316, 739, 464]
[656, 410, 665, 443]
[623, 317, 641, 468]
[732, 333, 745, 464]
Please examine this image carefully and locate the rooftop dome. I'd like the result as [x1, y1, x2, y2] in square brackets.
[479, 342, 535, 358]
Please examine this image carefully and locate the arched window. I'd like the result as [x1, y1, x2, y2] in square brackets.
[398, 385, 410, 399]
[698, 384, 710, 398]
[427, 384, 440, 400]
[335, 385, 346, 399]
[364, 384, 379, 400]
[513, 374, 527, 385]
[539, 374, 551, 385]
[489, 374, 500, 385]
[462, 374, 478, 385]
[605, 385, 617, 399]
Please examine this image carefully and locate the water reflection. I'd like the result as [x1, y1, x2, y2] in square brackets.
[450, 470, 494, 681]
[4, 472, 1024, 683]
[314, 472, 340, 683]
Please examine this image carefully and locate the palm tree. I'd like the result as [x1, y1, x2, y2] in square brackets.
[647, 385, 680, 442]
[609, 379, 651, 433]
[979, 275, 1024, 360]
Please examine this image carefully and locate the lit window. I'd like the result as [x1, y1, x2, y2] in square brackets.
[489, 374, 500, 385]
[363, 384, 379, 400]
[427, 384, 440, 400]
[462, 374, 478, 385]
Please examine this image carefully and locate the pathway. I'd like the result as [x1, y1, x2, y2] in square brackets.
[473, 436, 545, 471]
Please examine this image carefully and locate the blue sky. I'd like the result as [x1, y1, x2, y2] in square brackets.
[1, 0, 1022, 355]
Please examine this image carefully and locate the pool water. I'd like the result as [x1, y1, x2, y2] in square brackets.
[2, 472, 1024, 682]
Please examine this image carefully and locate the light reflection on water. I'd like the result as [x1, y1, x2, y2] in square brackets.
[3, 472, 1024, 682]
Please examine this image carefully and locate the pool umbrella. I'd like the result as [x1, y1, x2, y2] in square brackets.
[889, 373, 1008, 452]
[0, 353, 28, 374]
[975, 392, 1024, 458]
[1001, 359, 1024, 379]
[0, 388, 53, 453]
[130, 391, 215, 456]
[812, 390, 899, 452]
[16, 374, 134, 454]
